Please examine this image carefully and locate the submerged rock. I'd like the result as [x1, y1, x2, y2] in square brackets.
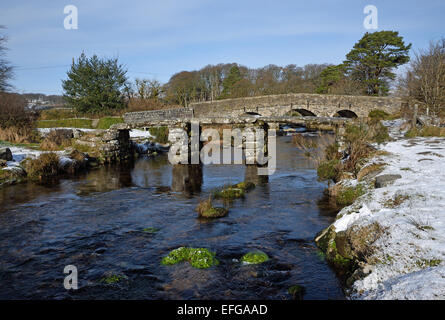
[288, 285, 306, 300]
[240, 251, 269, 265]
[161, 247, 219, 269]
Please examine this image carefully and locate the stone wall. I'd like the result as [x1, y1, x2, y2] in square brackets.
[123, 108, 193, 126]
[73, 129, 133, 163]
[189, 93, 402, 118]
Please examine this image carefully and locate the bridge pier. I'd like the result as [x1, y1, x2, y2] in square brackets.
[171, 164, 203, 195]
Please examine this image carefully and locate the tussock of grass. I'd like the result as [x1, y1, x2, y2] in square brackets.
[196, 198, 228, 218]
[336, 184, 365, 207]
[149, 126, 169, 144]
[40, 129, 73, 151]
[405, 126, 445, 138]
[23, 152, 60, 180]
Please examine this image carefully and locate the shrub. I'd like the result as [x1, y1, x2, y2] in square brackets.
[405, 126, 445, 138]
[372, 122, 390, 143]
[368, 109, 389, 121]
[336, 184, 365, 206]
[24, 152, 60, 180]
[149, 126, 169, 144]
[317, 159, 342, 181]
[0, 92, 38, 143]
[40, 129, 73, 151]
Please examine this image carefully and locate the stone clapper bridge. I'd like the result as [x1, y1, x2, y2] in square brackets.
[110, 93, 401, 190]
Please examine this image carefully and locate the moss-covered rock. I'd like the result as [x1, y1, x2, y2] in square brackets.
[213, 187, 245, 200]
[188, 248, 220, 269]
[336, 184, 365, 207]
[196, 198, 229, 219]
[315, 222, 385, 283]
[161, 247, 219, 269]
[288, 285, 306, 300]
[240, 251, 269, 265]
[233, 181, 255, 192]
[142, 227, 159, 233]
[100, 273, 127, 285]
[200, 207, 228, 219]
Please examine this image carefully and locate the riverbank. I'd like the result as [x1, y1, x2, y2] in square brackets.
[0, 128, 167, 188]
[316, 120, 445, 299]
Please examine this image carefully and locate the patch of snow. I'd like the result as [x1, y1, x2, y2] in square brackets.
[334, 204, 372, 232]
[331, 120, 445, 299]
[37, 127, 97, 136]
[130, 129, 154, 139]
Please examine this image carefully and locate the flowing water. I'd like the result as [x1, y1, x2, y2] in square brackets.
[0, 135, 344, 299]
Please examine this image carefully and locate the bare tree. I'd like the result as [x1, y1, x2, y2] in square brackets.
[401, 38, 445, 117]
[0, 26, 14, 92]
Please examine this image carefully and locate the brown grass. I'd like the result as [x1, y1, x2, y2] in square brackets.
[40, 129, 73, 151]
[24, 152, 60, 180]
[196, 197, 213, 216]
[0, 126, 40, 144]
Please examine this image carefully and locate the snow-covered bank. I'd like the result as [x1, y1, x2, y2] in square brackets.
[327, 121, 445, 299]
[37, 127, 153, 139]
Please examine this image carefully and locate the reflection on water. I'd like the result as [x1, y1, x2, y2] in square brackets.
[0, 135, 344, 300]
[171, 165, 203, 195]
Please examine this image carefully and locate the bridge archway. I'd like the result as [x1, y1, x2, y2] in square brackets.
[242, 111, 262, 117]
[333, 110, 358, 118]
[291, 109, 317, 117]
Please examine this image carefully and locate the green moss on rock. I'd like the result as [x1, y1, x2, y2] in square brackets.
[213, 187, 245, 200]
[288, 285, 306, 300]
[336, 184, 365, 207]
[142, 227, 159, 233]
[100, 274, 126, 285]
[233, 181, 255, 192]
[240, 251, 269, 265]
[200, 207, 228, 218]
[161, 247, 219, 269]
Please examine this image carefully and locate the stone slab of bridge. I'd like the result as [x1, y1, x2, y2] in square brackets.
[189, 93, 402, 118]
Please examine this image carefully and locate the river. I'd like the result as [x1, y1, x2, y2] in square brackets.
[0, 135, 344, 299]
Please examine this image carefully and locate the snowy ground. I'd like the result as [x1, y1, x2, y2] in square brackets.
[332, 120, 445, 300]
[37, 127, 153, 139]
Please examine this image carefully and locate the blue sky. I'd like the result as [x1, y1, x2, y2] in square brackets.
[1, 0, 444, 94]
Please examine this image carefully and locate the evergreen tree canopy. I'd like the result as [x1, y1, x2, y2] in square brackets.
[344, 31, 411, 96]
[220, 65, 243, 99]
[62, 53, 128, 114]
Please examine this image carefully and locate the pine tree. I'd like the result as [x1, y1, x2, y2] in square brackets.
[344, 31, 411, 96]
[220, 65, 242, 99]
[62, 53, 128, 114]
